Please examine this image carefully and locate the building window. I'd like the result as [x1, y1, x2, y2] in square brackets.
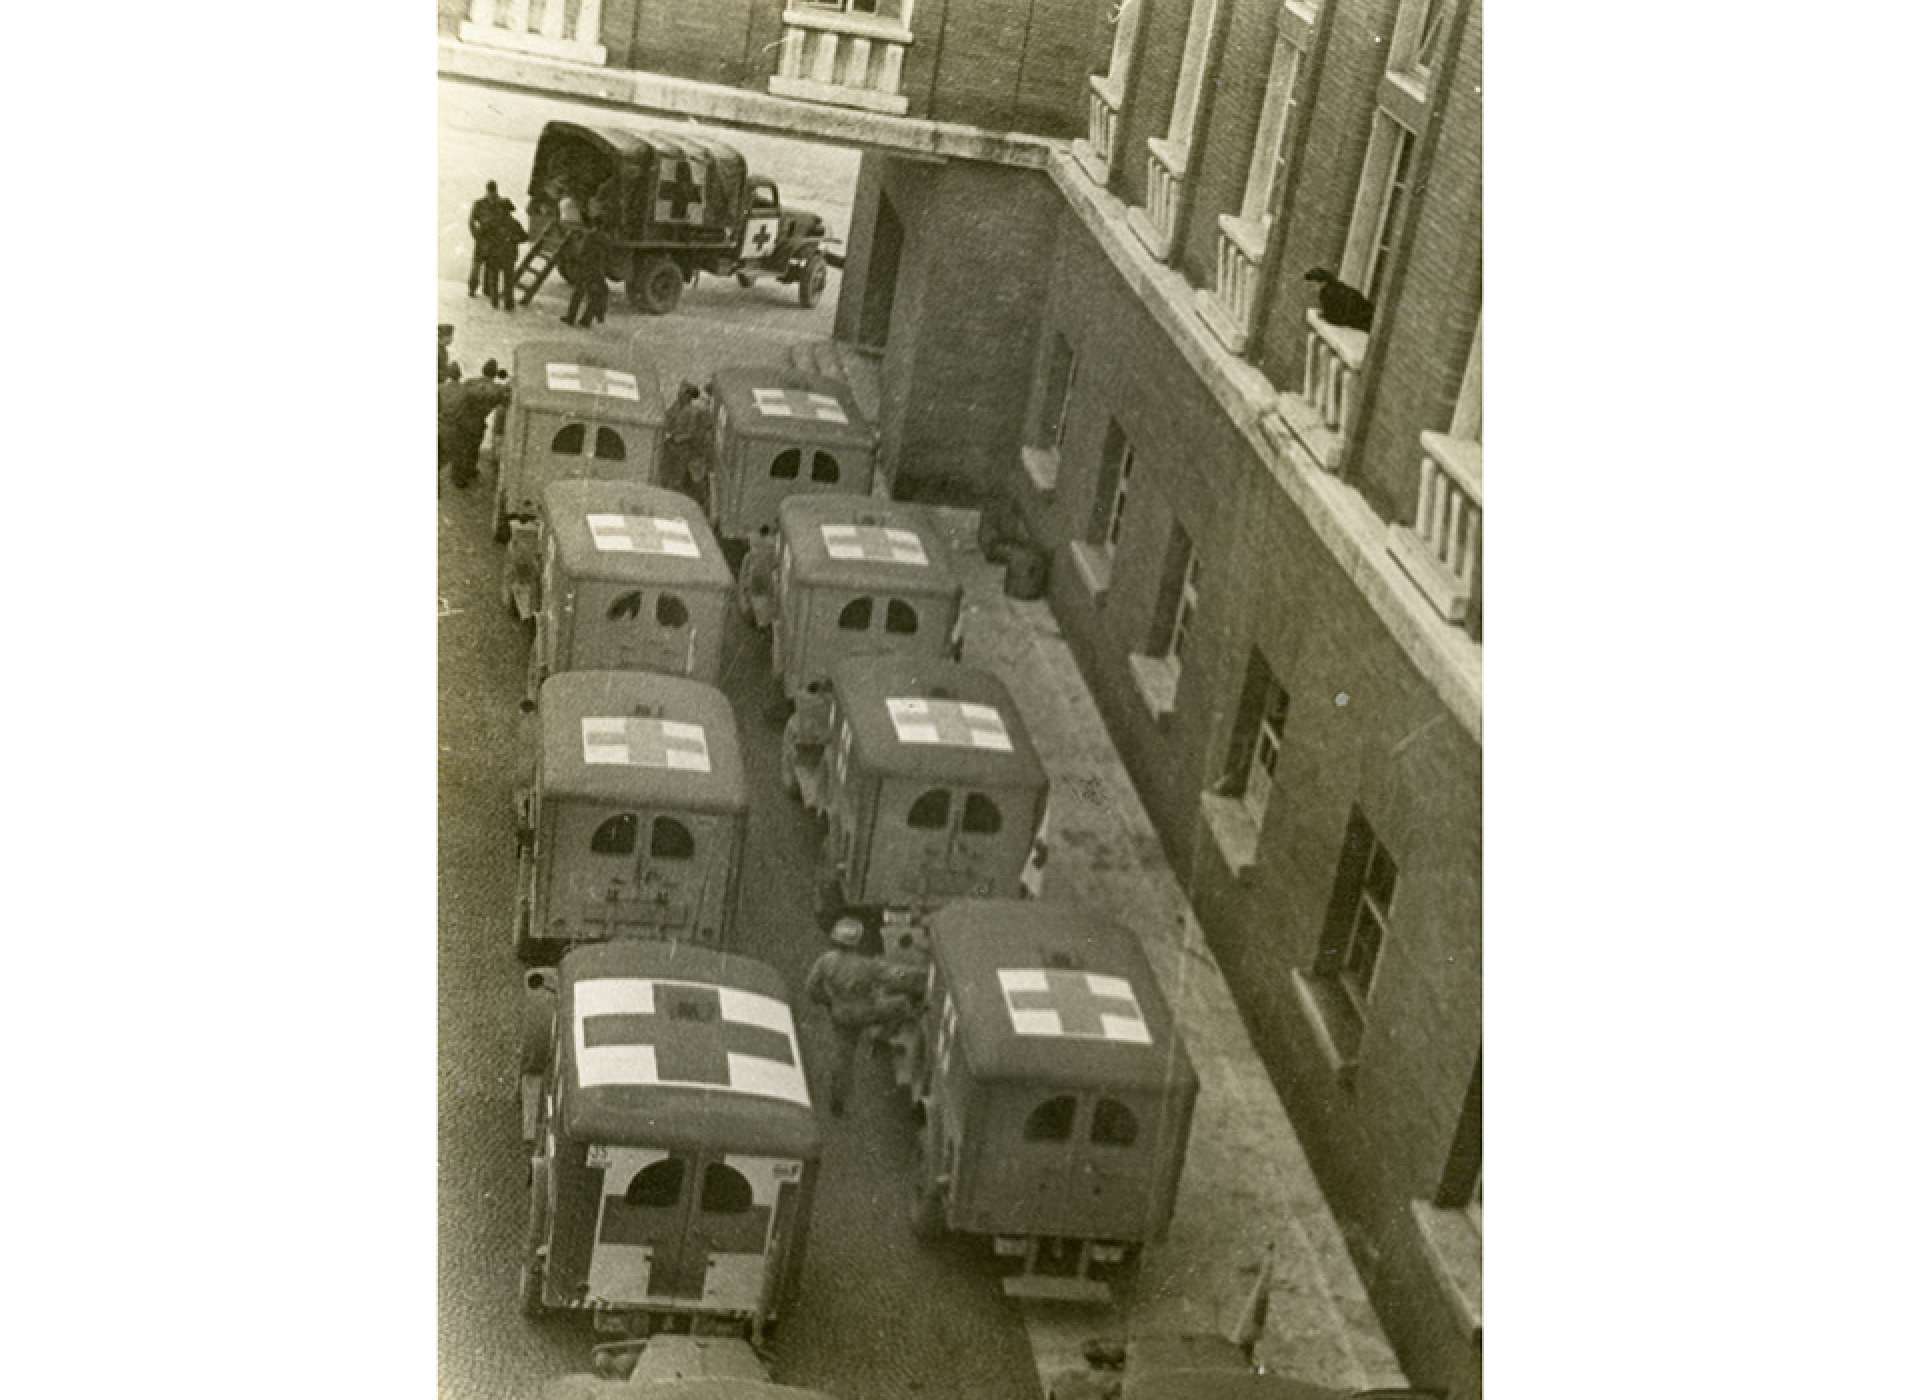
[1090, 423, 1136, 552]
[1023, 1094, 1076, 1143]
[649, 817, 695, 861]
[591, 812, 638, 856]
[552, 423, 586, 456]
[771, 448, 801, 480]
[837, 596, 873, 631]
[884, 599, 919, 635]
[1221, 652, 1289, 829]
[594, 426, 626, 461]
[1090, 1097, 1138, 1147]
[907, 788, 951, 830]
[1343, 116, 1419, 303]
[802, 0, 908, 21]
[1035, 333, 1077, 449]
[811, 451, 841, 484]
[1316, 807, 1398, 1013]
[1165, 0, 1223, 153]
[1392, 0, 1450, 78]
[1167, 547, 1200, 672]
[1239, 41, 1304, 227]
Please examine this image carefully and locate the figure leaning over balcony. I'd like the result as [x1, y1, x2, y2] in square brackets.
[1304, 267, 1374, 332]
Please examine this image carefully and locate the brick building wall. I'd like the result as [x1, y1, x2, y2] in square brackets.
[1343, 1, 1483, 525]
[1173, 0, 1279, 289]
[1110, 0, 1189, 210]
[1251, 0, 1397, 395]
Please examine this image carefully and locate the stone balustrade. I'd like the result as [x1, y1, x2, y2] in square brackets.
[1387, 431, 1482, 628]
[1124, 137, 1188, 262]
[769, 6, 915, 116]
[1302, 308, 1369, 464]
[1078, 73, 1124, 185]
[1196, 213, 1269, 354]
[460, 0, 606, 65]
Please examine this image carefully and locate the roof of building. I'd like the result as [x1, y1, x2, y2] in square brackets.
[929, 900, 1196, 1094]
[707, 367, 873, 450]
[778, 496, 958, 595]
[545, 480, 732, 588]
[538, 671, 747, 813]
[557, 941, 820, 1158]
[828, 656, 1044, 790]
[510, 339, 666, 425]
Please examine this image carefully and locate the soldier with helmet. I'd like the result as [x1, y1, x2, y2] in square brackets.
[803, 918, 885, 1117]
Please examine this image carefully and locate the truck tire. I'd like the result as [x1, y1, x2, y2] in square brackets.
[798, 251, 828, 309]
[631, 254, 684, 315]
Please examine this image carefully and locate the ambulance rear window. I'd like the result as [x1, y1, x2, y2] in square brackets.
[655, 593, 689, 627]
[884, 600, 918, 635]
[595, 427, 626, 461]
[1091, 1098, 1139, 1148]
[961, 794, 1002, 835]
[609, 590, 646, 621]
[553, 423, 586, 456]
[627, 1158, 684, 1208]
[771, 448, 801, 480]
[811, 451, 840, 484]
[907, 789, 950, 830]
[1024, 1095, 1076, 1143]
[701, 1163, 754, 1214]
[837, 597, 873, 631]
[592, 813, 638, 855]
[650, 817, 694, 861]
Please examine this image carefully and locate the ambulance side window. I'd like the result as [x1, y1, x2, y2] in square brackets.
[837, 597, 873, 631]
[771, 448, 801, 480]
[1091, 1098, 1139, 1148]
[961, 794, 1002, 835]
[907, 789, 951, 830]
[884, 599, 919, 635]
[655, 593, 689, 627]
[594, 427, 626, 461]
[552, 423, 586, 456]
[628, 1158, 685, 1208]
[1024, 1095, 1077, 1143]
[608, 590, 646, 621]
[650, 817, 695, 861]
[811, 451, 840, 484]
[592, 813, 638, 855]
[700, 1163, 754, 1214]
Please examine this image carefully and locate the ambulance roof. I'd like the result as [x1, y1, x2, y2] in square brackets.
[778, 496, 958, 594]
[545, 481, 732, 589]
[511, 340, 666, 426]
[928, 900, 1197, 1095]
[707, 367, 873, 450]
[829, 657, 1045, 790]
[538, 671, 747, 813]
[557, 941, 820, 1158]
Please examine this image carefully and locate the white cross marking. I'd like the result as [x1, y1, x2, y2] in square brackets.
[586, 513, 702, 558]
[997, 968, 1152, 1044]
[819, 523, 929, 566]
[886, 697, 1014, 752]
[547, 364, 641, 401]
[751, 387, 849, 425]
[580, 717, 712, 771]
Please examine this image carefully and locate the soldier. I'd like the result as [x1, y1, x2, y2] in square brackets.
[467, 180, 508, 298]
[780, 678, 833, 800]
[739, 524, 779, 628]
[438, 323, 457, 384]
[442, 363, 513, 489]
[563, 226, 611, 328]
[485, 202, 528, 312]
[803, 918, 881, 1116]
[660, 381, 703, 498]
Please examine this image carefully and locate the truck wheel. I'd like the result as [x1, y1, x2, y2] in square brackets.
[798, 252, 828, 309]
[631, 254, 684, 315]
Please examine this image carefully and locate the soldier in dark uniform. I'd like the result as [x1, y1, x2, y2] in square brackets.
[485, 203, 528, 312]
[467, 180, 508, 298]
[780, 678, 833, 799]
[563, 226, 611, 328]
[803, 918, 883, 1116]
[739, 524, 779, 627]
[442, 365, 513, 490]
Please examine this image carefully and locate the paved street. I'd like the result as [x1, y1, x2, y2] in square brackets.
[438, 79, 1044, 1400]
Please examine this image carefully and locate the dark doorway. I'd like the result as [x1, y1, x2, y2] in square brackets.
[860, 193, 904, 349]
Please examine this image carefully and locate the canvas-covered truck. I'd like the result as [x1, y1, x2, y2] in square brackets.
[517, 122, 838, 315]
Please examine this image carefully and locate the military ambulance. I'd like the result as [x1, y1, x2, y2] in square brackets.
[771, 497, 963, 701]
[705, 369, 875, 542]
[494, 341, 668, 542]
[519, 942, 822, 1344]
[529, 482, 732, 694]
[906, 900, 1197, 1303]
[516, 671, 748, 960]
[811, 657, 1047, 919]
[540, 1333, 839, 1398]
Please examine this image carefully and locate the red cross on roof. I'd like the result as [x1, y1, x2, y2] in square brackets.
[582, 982, 794, 1087]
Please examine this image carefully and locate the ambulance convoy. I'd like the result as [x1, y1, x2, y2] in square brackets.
[486, 342, 1197, 1347]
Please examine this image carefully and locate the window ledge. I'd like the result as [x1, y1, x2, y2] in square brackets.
[1218, 211, 1271, 264]
[1020, 444, 1060, 497]
[1378, 68, 1431, 133]
[1068, 540, 1112, 601]
[1199, 792, 1259, 879]
[1126, 652, 1179, 729]
[781, 7, 916, 45]
[1145, 135, 1190, 181]
[1289, 969, 1361, 1088]
[1411, 1200, 1483, 1342]
[1089, 70, 1126, 109]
